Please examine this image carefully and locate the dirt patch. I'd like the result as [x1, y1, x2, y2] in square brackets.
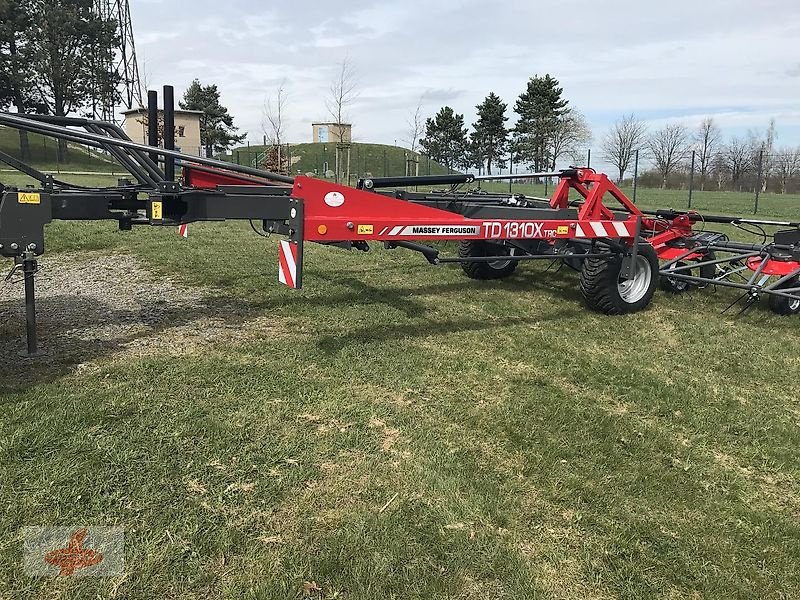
[0, 252, 290, 382]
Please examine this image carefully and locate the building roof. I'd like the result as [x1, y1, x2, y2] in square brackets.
[312, 122, 352, 127]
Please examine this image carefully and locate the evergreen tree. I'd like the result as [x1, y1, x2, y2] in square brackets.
[513, 74, 569, 171]
[471, 92, 508, 175]
[25, 0, 119, 161]
[419, 106, 469, 172]
[180, 80, 247, 157]
[0, 0, 39, 159]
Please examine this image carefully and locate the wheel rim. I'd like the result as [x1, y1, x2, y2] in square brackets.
[618, 255, 652, 303]
[489, 247, 516, 270]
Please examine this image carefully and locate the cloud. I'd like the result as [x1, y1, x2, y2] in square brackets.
[129, 0, 800, 149]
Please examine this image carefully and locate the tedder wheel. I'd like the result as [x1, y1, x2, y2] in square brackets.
[580, 243, 659, 315]
[459, 241, 518, 280]
[768, 277, 800, 316]
[660, 252, 718, 293]
[660, 261, 691, 294]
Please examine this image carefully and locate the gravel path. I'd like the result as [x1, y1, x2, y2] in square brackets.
[0, 252, 286, 385]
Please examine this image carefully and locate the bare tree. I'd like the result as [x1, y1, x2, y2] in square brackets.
[262, 79, 288, 173]
[326, 58, 357, 136]
[722, 136, 753, 190]
[325, 58, 358, 183]
[648, 123, 690, 188]
[601, 114, 647, 182]
[748, 119, 777, 192]
[404, 97, 424, 154]
[693, 117, 721, 190]
[550, 109, 592, 169]
[775, 147, 800, 194]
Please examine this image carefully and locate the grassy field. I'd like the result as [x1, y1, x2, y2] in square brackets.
[0, 126, 122, 174]
[0, 177, 799, 599]
[226, 142, 451, 180]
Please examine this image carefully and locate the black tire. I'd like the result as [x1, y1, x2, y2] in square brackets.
[660, 261, 691, 294]
[459, 241, 518, 280]
[768, 277, 800, 316]
[580, 243, 659, 315]
[661, 252, 718, 293]
[696, 251, 717, 288]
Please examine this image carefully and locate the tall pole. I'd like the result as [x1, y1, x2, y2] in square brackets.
[688, 150, 696, 209]
[163, 85, 175, 181]
[586, 148, 591, 168]
[633, 149, 640, 204]
[147, 90, 159, 164]
[509, 149, 513, 194]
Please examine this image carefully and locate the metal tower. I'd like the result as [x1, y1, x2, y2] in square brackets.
[92, 0, 144, 121]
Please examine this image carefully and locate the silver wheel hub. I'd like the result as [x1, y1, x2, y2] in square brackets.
[618, 255, 652, 303]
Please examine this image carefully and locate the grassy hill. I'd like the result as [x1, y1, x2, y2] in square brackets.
[225, 142, 454, 180]
[0, 125, 122, 173]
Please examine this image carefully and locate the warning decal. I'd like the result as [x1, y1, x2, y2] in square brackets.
[18, 192, 41, 205]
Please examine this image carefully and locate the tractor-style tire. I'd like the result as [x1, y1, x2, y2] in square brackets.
[768, 277, 800, 316]
[459, 241, 518, 280]
[581, 243, 659, 315]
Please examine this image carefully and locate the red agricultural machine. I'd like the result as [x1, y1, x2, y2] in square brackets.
[1, 87, 798, 357]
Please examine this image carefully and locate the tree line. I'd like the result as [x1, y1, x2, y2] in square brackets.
[601, 116, 798, 194]
[418, 74, 591, 175]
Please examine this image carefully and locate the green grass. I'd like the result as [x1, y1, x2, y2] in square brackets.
[0, 126, 123, 174]
[0, 177, 799, 598]
[227, 142, 452, 180]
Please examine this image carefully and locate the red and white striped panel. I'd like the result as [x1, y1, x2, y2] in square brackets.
[278, 240, 299, 289]
[178, 224, 189, 238]
[574, 221, 636, 239]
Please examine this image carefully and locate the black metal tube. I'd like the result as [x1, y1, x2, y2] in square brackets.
[0, 113, 295, 184]
[436, 252, 614, 264]
[23, 257, 38, 356]
[0, 148, 50, 183]
[8, 119, 154, 187]
[148, 90, 159, 165]
[97, 123, 165, 183]
[163, 85, 175, 181]
[85, 124, 155, 186]
[361, 174, 474, 189]
[17, 112, 166, 181]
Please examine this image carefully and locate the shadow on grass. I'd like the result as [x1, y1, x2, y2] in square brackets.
[0, 267, 587, 391]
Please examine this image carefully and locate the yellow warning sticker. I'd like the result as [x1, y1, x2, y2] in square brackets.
[18, 192, 41, 205]
[557, 226, 569, 235]
[357, 224, 374, 235]
[151, 201, 163, 220]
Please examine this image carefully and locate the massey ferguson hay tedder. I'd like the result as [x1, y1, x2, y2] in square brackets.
[1, 87, 798, 356]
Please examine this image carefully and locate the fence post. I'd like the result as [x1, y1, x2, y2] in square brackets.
[754, 147, 764, 214]
[633, 149, 639, 204]
[509, 149, 513, 194]
[688, 150, 696, 209]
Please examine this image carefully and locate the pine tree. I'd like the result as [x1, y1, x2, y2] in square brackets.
[471, 92, 508, 175]
[180, 80, 247, 157]
[513, 75, 569, 172]
[419, 106, 469, 172]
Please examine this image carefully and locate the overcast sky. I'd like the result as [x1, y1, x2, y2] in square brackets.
[131, 0, 800, 156]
